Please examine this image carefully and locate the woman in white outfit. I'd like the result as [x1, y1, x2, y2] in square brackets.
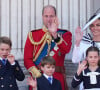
[72, 12, 100, 90]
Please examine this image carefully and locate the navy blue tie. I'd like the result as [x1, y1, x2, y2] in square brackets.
[48, 77, 52, 84]
[2, 59, 6, 65]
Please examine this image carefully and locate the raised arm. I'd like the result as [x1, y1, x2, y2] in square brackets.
[72, 60, 87, 88]
[72, 27, 83, 63]
[27, 77, 37, 90]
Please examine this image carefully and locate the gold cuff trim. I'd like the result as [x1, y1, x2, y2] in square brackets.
[28, 66, 41, 78]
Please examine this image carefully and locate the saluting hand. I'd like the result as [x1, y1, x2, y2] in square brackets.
[48, 17, 59, 39]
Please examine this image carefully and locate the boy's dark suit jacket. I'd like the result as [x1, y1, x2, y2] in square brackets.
[0, 60, 25, 90]
[37, 75, 62, 90]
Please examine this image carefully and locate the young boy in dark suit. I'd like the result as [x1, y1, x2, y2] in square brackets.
[0, 36, 25, 90]
[27, 56, 62, 90]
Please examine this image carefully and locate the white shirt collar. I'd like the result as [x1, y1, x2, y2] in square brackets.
[0, 57, 7, 60]
[43, 73, 53, 79]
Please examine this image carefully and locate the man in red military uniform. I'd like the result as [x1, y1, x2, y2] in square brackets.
[24, 5, 72, 90]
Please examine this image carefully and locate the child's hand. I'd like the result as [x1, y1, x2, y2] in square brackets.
[27, 77, 37, 88]
[77, 60, 87, 76]
[7, 54, 15, 64]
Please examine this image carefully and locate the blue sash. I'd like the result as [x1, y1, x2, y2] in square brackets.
[34, 29, 67, 65]
[34, 41, 55, 65]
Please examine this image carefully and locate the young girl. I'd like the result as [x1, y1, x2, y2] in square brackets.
[72, 46, 100, 90]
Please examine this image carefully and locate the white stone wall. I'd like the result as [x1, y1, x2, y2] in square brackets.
[0, 0, 99, 60]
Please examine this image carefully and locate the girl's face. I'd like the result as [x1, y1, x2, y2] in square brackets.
[90, 19, 100, 37]
[87, 51, 100, 67]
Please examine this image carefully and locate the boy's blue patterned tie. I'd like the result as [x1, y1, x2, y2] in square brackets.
[2, 59, 6, 65]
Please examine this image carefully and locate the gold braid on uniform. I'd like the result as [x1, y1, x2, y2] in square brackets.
[29, 31, 47, 45]
[29, 31, 52, 62]
[28, 28, 52, 78]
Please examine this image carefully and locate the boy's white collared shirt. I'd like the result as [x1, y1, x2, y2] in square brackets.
[0, 57, 7, 65]
[43, 73, 53, 84]
[0, 57, 7, 61]
[0, 57, 15, 65]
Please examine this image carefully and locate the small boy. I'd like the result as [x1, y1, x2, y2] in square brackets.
[27, 56, 62, 90]
[0, 36, 25, 90]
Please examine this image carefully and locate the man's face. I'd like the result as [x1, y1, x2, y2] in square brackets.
[0, 43, 11, 59]
[42, 7, 56, 28]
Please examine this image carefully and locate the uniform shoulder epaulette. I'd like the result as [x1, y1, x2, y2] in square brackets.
[28, 28, 46, 45]
[57, 29, 69, 34]
[31, 29, 42, 32]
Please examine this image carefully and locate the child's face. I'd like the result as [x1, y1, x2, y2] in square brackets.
[0, 43, 11, 59]
[41, 64, 55, 76]
[87, 51, 99, 67]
